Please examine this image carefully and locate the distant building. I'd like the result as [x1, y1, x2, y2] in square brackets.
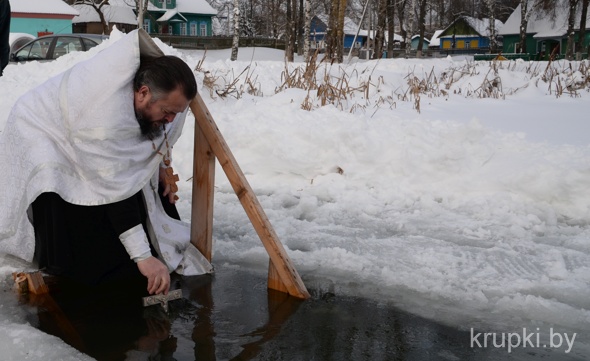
[428, 30, 443, 49]
[72, 0, 138, 34]
[499, 1, 590, 58]
[437, 16, 503, 51]
[311, 15, 362, 51]
[9, 0, 78, 37]
[145, 0, 217, 36]
[411, 35, 430, 50]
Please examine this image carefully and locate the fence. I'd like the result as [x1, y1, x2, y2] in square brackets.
[150, 35, 286, 50]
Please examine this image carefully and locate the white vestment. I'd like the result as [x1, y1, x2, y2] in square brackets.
[0, 29, 212, 276]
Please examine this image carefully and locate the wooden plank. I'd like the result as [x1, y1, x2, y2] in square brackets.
[190, 115, 216, 261]
[190, 94, 310, 299]
[267, 261, 289, 294]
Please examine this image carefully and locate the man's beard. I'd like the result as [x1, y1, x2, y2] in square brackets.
[136, 110, 164, 139]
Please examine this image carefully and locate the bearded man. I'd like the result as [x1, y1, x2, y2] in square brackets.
[0, 29, 212, 297]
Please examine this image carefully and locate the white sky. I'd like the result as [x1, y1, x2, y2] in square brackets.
[1, 29, 589, 359]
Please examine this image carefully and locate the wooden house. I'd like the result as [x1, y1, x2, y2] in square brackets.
[411, 35, 430, 50]
[71, 0, 138, 34]
[310, 15, 367, 51]
[499, 0, 590, 58]
[145, 0, 217, 36]
[436, 16, 503, 51]
[9, 0, 78, 37]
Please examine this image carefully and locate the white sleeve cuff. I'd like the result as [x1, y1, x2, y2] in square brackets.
[119, 224, 152, 263]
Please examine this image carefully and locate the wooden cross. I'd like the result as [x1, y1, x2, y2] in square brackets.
[163, 166, 180, 200]
[142, 289, 182, 313]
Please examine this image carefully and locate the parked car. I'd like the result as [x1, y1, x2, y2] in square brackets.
[8, 33, 36, 54]
[10, 33, 109, 63]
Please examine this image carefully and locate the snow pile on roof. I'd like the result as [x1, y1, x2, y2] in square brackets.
[175, 0, 217, 16]
[429, 29, 443, 47]
[463, 16, 504, 37]
[72, 0, 137, 25]
[9, 0, 78, 16]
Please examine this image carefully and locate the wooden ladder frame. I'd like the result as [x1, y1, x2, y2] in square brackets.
[189, 94, 310, 299]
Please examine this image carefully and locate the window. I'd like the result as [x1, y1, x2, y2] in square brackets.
[53, 37, 83, 59]
[168, 25, 173, 35]
[180, 23, 187, 35]
[143, 19, 150, 33]
[200, 23, 207, 36]
[190, 23, 197, 36]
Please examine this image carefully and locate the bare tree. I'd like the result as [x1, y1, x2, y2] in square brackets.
[231, 0, 240, 61]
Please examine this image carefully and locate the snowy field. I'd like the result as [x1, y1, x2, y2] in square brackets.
[1, 29, 589, 359]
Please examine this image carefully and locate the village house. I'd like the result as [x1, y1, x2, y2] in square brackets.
[9, 0, 78, 37]
[499, 1, 590, 59]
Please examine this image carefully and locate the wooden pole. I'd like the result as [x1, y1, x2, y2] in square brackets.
[190, 94, 310, 299]
[191, 118, 216, 261]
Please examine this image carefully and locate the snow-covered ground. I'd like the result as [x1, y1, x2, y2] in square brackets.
[1, 29, 589, 359]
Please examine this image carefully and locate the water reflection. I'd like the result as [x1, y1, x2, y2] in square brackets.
[23, 267, 573, 360]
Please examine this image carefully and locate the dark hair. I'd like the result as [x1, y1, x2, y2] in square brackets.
[133, 55, 197, 101]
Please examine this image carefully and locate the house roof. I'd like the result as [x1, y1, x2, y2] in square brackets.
[440, 16, 503, 38]
[157, 9, 187, 23]
[9, 0, 79, 16]
[411, 34, 430, 43]
[315, 14, 360, 36]
[72, 0, 137, 25]
[151, 0, 217, 16]
[499, 0, 590, 36]
[429, 29, 443, 47]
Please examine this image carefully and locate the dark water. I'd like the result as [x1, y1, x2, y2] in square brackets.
[25, 266, 585, 361]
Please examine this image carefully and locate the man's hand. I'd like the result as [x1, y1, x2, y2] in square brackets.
[159, 166, 178, 204]
[137, 256, 170, 295]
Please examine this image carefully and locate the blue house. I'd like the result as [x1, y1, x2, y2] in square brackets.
[145, 0, 217, 36]
[411, 35, 430, 50]
[9, 0, 78, 37]
[310, 15, 367, 51]
[437, 16, 503, 50]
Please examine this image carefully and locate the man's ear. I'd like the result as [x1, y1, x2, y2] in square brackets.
[136, 85, 150, 103]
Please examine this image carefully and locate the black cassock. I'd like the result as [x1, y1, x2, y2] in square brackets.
[31, 186, 180, 288]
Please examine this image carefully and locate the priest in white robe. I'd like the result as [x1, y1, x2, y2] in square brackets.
[0, 29, 212, 296]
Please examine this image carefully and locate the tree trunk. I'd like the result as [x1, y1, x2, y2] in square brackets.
[387, 0, 395, 58]
[286, 0, 294, 61]
[373, 0, 387, 59]
[518, 0, 529, 53]
[417, 0, 427, 57]
[336, 0, 346, 63]
[303, 0, 311, 61]
[565, 0, 579, 60]
[397, 0, 408, 51]
[325, 0, 347, 63]
[231, 0, 240, 61]
[576, 0, 589, 58]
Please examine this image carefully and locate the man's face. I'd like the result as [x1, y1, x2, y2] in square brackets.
[134, 85, 190, 138]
